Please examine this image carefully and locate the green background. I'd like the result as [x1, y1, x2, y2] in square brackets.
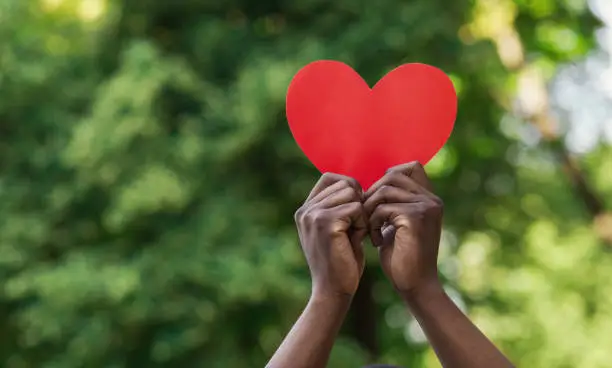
[1, 0, 611, 367]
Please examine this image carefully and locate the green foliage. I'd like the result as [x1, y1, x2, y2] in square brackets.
[0, 0, 607, 367]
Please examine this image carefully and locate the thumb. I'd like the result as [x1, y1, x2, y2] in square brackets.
[381, 224, 396, 246]
[370, 222, 396, 248]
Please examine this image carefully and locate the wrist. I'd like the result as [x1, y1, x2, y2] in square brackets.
[311, 289, 353, 306]
[308, 291, 353, 320]
[399, 279, 445, 307]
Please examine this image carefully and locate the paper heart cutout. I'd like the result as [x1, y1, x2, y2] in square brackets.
[286, 60, 457, 190]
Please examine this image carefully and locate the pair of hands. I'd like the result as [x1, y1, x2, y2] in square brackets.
[272, 162, 514, 368]
[294, 161, 443, 299]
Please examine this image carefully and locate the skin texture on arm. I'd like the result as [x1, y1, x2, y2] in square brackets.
[266, 294, 351, 368]
[364, 162, 515, 368]
[266, 174, 368, 368]
[402, 281, 514, 368]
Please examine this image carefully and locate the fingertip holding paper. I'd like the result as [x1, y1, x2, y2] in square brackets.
[286, 60, 457, 190]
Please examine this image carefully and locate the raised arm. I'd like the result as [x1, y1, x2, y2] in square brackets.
[363, 162, 514, 368]
[267, 173, 368, 368]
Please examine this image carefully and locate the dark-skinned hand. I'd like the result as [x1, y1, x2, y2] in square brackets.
[294, 173, 368, 298]
[363, 162, 443, 294]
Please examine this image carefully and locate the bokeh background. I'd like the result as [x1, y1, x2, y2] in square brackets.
[1, 0, 612, 367]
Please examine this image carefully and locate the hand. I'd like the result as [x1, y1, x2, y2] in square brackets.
[294, 173, 368, 298]
[363, 162, 443, 294]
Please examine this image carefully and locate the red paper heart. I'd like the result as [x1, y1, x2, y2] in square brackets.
[286, 60, 457, 190]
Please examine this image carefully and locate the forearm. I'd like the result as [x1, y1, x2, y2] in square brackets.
[267, 293, 351, 368]
[403, 281, 514, 368]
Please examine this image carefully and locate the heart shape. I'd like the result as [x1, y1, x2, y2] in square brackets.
[286, 60, 457, 190]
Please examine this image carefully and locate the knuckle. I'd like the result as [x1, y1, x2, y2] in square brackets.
[302, 208, 315, 223]
[384, 167, 398, 176]
[294, 206, 305, 222]
[389, 172, 408, 184]
[388, 161, 418, 173]
[306, 209, 328, 228]
[347, 177, 360, 189]
[379, 185, 394, 197]
[405, 161, 422, 173]
[408, 162, 425, 177]
[340, 176, 359, 190]
[320, 172, 337, 184]
[425, 197, 444, 214]
[338, 179, 352, 189]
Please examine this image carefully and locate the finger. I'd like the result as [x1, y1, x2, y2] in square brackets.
[369, 203, 404, 247]
[348, 207, 368, 246]
[316, 186, 361, 209]
[379, 224, 397, 247]
[309, 179, 355, 206]
[365, 171, 429, 199]
[306, 173, 361, 203]
[387, 161, 433, 192]
[368, 196, 430, 247]
[370, 195, 431, 230]
[338, 203, 367, 267]
[363, 185, 413, 218]
[326, 201, 367, 234]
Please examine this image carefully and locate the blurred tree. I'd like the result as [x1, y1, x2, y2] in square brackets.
[0, 0, 608, 367]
